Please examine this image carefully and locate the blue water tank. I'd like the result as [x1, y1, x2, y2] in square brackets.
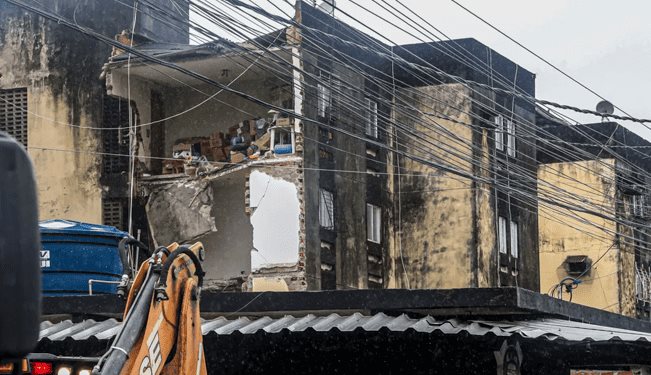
[39, 220, 129, 296]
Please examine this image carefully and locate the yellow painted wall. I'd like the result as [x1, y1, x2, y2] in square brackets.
[1, 13, 103, 225]
[538, 159, 629, 315]
[27, 86, 103, 224]
[393, 84, 477, 289]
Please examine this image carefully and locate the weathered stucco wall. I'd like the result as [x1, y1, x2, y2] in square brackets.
[394, 84, 476, 289]
[0, 2, 120, 224]
[538, 159, 624, 314]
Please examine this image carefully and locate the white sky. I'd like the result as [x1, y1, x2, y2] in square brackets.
[194, 0, 651, 141]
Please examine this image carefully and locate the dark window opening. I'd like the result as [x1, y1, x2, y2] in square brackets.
[102, 95, 131, 175]
[319, 147, 334, 161]
[565, 255, 592, 277]
[320, 241, 336, 290]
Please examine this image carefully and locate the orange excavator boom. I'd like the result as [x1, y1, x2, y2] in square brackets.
[92, 242, 207, 375]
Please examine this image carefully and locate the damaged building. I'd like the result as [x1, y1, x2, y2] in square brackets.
[100, 2, 539, 292]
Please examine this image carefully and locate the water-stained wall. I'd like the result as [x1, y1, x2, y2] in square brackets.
[0, 0, 188, 224]
[538, 159, 630, 315]
[0, 2, 117, 223]
[393, 84, 477, 289]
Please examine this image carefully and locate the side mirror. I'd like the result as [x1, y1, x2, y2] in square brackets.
[0, 133, 40, 357]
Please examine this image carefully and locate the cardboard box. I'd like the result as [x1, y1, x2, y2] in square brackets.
[275, 117, 292, 127]
[199, 139, 211, 157]
[210, 131, 225, 148]
[172, 142, 192, 153]
[212, 147, 227, 162]
[230, 151, 246, 164]
[249, 119, 258, 136]
[253, 132, 271, 149]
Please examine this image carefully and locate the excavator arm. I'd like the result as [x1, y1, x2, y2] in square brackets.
[92, 242, 207, 375]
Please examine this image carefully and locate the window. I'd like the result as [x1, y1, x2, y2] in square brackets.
[367, 203, 381, 243]
[365, 98, 378, 138]
[494, 115, 504, 151]
[319, 189, 335, 230]
[506, 119, 516, 157]
[510, 221, 519, 258]
[320, 241, 336, 290]
[102, 95, 130, 174]
[565, 255, 591, 276]
[317, 83, 330, 118]
[0, 87, 28, 146]
[103, 199, 124, 230]
[498, 216, 507, 254]
[633, 195, 646, 218]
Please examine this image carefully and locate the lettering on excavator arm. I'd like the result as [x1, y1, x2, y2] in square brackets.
[139, 314, 163, 375]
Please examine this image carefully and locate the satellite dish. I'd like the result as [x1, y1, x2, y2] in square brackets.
[318, 0, 336, 16]
[596, 100, 614, 116]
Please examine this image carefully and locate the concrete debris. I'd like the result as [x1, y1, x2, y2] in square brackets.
[146, 180, 216, 246]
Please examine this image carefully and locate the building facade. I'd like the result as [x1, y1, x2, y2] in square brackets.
[100, 2, 540, 292]
[0, 0, 188, 227]
[537, 115, 651, 318]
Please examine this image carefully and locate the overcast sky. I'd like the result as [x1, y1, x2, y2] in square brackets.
[197, 1, 651, 141]
[377, 0, 651, 141]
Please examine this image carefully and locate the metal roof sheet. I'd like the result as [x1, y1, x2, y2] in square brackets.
[38, 313, 651, 344]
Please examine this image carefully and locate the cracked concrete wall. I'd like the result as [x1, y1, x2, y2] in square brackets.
[145, 172, 252, 285]
[144, 162, 305, 290]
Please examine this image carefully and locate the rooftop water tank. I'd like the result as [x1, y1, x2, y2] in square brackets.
[39, 220, 129, 295]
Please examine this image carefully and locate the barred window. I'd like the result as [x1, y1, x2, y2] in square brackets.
[0, 88, 28, 146]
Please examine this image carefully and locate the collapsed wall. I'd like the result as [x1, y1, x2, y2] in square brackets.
[141, 160, 306, 291]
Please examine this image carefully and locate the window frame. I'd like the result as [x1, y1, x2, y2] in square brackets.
[317, 83, 331, 118]
[510, 220, 519, 258]
[498, 216, 507, 254]
[365, 98, 378, 138]
[366, 203, 381, 244]
[319, 188, 335, 231]
[633, 195, 646, 218]
[506, 118, 516, 157]
[494, 115, 504, 151]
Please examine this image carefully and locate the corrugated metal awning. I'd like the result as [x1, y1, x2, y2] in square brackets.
[38, 313, 651, 343]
